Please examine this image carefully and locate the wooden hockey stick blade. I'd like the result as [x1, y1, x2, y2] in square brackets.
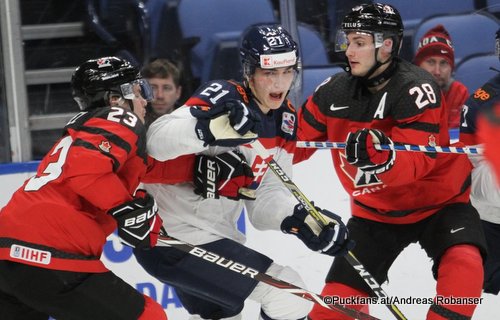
[249, 140, 409, 320]
[156, 234, 381, 320]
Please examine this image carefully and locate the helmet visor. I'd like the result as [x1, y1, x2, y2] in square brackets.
[120, 79, 154, 102]
[335, 30, 385, 52]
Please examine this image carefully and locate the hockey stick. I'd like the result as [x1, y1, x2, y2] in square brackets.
[296, 141, 483, 155]
[156, 232, 380, 320]
[250, 140, 409, 320]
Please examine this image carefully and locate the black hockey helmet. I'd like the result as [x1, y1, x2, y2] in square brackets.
[71, 56, 152, 111]
[336, 3, 404, 57]
[239, 23, 299, 79]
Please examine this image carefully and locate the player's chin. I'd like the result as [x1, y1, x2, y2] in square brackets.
[267, 95, 284, 109]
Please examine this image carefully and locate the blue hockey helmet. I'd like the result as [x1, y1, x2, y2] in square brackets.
[239, 23, 299, 79]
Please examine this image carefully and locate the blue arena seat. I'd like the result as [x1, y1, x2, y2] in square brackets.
[177, 0, 276, 81]
[201, 23, 331, 84]
[413, 12, 499, 65]
[297, 23, 329, 67]
[145, 0, 183, 61]
[301, 65, 345, 103]
[382, 0, 476, 60]
[382, 0, 476, 32]
[454, 54, 498, 92]
[486, 0, 500, 14]
[202, 31, 243, 84]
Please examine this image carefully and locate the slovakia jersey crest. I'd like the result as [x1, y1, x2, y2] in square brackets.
[281, 112, 295, 135]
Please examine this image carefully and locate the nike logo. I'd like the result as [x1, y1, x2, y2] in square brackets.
[330, 104, 349, 111]
[440, 50, 448, 54]
[450, 227, 465, 234]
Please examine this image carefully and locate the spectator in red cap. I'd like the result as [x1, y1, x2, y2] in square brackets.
[414, 24, 469, 129]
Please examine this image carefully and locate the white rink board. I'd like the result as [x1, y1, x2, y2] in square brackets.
[0, 151, 497, 319]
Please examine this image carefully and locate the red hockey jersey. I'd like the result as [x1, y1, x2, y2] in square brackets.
[295, 60, 472, 224]
[0, 106, 148, 272]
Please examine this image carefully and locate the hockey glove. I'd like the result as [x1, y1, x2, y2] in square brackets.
[108, 190, 163, 249]
[281, 203, 355, 256]
[194, 150, 256, 200]
[190, 99, 262, 147]
[345, 128, 396, 174]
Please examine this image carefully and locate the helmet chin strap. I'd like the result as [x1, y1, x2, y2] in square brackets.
[356, 47, 398, 88]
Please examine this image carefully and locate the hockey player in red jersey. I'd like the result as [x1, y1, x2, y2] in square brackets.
[460, 27, 500, 296]
[295, 3, 487, 320]
[135, 23, 353, 319]
[0, 57, 166, 320]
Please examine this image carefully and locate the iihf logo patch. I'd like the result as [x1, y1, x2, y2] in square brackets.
[281, 112, 295, 135]
[12, 245, 20, 257]
[10, 244, 51, 265]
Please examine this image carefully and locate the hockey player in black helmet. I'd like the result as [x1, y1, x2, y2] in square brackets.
[71, 56, 153, 119]
[296, 3, 487, 319]
[0, 56, 167, 320]
[135, 23, 353, 319]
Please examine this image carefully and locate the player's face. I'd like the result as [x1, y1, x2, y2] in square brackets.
[148, 76, 181, 115]
[249, 66, 295, 114]
[345, 32, 377, 77]
[419, 56, 452, 89]
[130, 83, 148, 123]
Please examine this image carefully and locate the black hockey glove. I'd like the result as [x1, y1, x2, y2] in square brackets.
[190, 99, 262, 147]
[281, 203, 355, 256]
[345, 128, 396, 174]
[194, 150, 256, 200]
[108, 190, 163, 249]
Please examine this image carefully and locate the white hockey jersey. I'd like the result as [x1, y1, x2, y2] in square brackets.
[144, 80, 299, 245]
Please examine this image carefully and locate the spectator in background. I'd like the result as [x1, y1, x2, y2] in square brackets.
[414, 24, 469, 129]
[141, 58, 182, 128]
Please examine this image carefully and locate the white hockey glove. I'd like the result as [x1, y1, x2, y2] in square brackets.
[190, 99, 262, 147]
[281, 203, 355, 256]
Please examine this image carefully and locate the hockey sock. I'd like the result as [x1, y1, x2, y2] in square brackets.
[138, 295, 167, 320]
[308, 282, 370, 320]
[427, 244, 483, 320]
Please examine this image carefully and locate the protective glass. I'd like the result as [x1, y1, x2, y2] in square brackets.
[120, 79, 154, 102]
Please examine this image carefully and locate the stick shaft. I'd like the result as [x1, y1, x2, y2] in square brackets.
[250, 140, 409, 320]
[156, 234, 380, 320]
[296, 141, 482, 155]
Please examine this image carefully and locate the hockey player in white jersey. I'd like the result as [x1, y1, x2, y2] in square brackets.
[135, 23, 353, 319]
